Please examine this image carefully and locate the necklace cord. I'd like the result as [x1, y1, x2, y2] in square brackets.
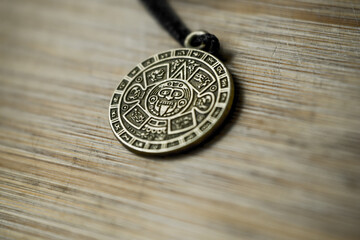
[139, 0, 220, 55]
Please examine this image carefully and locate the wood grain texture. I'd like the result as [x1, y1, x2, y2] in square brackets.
[0, 0, 359, 239]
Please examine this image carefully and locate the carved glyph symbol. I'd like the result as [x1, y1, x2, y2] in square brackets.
[131, 108, 145, 123]
[147, 80, 191, 117]
[148, 69, 164, 82]
[187, 60, 200, 75]
[194, 73, 210, 88]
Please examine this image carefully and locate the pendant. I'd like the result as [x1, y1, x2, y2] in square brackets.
[109, 48, 233, 155]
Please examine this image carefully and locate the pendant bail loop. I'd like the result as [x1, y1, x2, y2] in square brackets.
[184, 31, 207, 49]
[184, 30, 220, 55]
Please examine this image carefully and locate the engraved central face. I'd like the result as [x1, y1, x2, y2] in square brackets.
[146, 80, 191, 117]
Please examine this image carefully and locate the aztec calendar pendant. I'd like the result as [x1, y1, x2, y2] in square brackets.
[109, 48, 234, 155]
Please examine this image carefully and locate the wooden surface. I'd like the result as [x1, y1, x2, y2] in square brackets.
[1, 0, 360, 239]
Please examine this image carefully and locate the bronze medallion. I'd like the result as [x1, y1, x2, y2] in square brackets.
[109, 48, 233, 155]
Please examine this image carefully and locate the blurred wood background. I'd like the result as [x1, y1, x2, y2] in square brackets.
[1, 0, 359, 239]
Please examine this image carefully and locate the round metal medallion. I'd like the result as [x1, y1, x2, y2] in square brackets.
[109, 48, 234, 155]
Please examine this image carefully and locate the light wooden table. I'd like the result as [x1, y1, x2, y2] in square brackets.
[1, 0, 359, 239]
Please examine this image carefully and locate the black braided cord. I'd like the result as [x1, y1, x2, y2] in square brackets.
[139, 0, 220, 55]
